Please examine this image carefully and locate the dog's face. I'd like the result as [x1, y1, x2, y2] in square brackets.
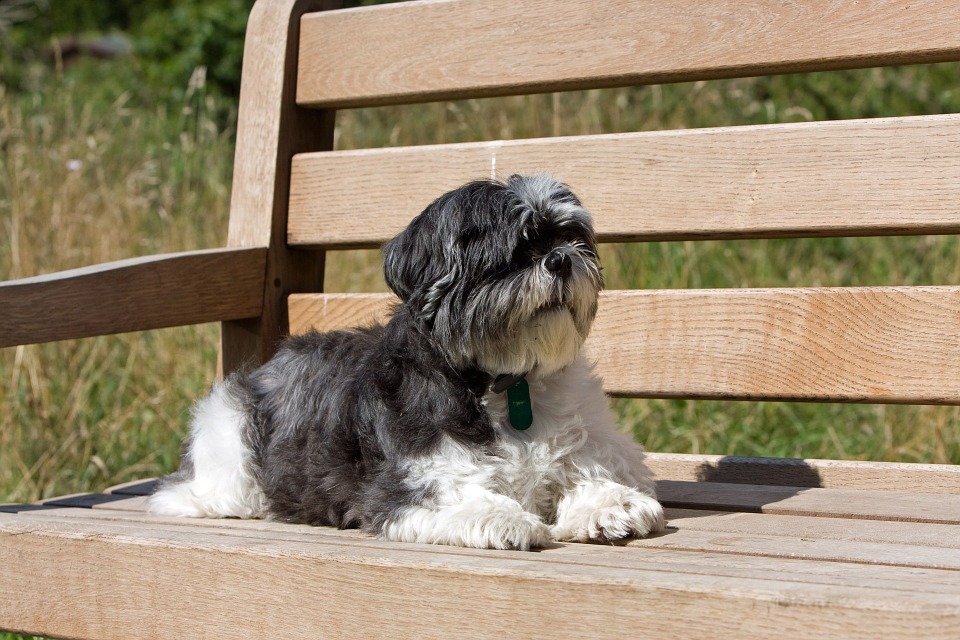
[383, 174, 602, 378]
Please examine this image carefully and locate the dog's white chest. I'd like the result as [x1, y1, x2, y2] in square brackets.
[475, 377, 591, 515]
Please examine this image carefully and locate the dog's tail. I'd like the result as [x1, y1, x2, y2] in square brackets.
[148, 379, 266, 519]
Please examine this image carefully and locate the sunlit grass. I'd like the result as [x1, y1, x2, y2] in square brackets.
[0, 61, 232, 502]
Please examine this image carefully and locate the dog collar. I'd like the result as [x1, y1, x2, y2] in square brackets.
[490, 372, 524, 393]
[490, 373, 533, 431]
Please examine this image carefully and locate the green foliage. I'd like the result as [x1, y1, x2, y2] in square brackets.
[134, 0, 254, 99]
[0, 0, 255, 100]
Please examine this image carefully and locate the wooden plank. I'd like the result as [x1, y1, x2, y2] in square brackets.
[20, 502, 960, 571]
[288, 292, 393, 334]
[628, 528, 960, 571]
[664, 508, 960, 550]
[288, 114, 960, 248]
[288, 287, 960, 404]
[220, 0, 339, 375]
[658, 481, 960, 524]
[104, 478, 159, 496]
[80, 477, 960, 526]
[36, 491, 960, 552]
[8, 511, 960, 592]
[297, 0, 960, 108]
[592, 287, 960, 402]
[2, 514, 958, 639]
[644, 453, 960, 494]
[41, 493, 144, 510]
[0, 248, 266, 348]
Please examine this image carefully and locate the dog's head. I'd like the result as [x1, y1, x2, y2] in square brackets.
[383, 174, 602, 378]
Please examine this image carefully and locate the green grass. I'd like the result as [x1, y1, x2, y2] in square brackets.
[3, 58, 960, 511]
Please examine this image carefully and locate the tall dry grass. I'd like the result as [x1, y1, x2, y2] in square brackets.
[0, 66, 233, 502]
[3, 61, 960, 510]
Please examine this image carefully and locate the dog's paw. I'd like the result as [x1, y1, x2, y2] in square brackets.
[473, 506, 551, 551]
[381, 494, 550, 551]
[551, 482, 665, 543]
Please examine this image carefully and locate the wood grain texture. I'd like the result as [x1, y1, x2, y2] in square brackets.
[657, 480, 960, 524]
[644, 453, 960, 494]
[288, 114, 960, 248]
[21, 499, 960, 569]
[288, 292, 394, 334]
[663, 508, 960, 551]
[2, 512, 958, 640]
[297, 0, 960, 108]
[33, 486, 960, 552]
[591, 287, 960, 402]
[220, 0, 340, 374]
[0, 248, 265, 348]
[11, 502, 960, 571]
[288, 287, 960, 403]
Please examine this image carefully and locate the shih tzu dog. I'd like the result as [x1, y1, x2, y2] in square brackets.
[149, 174, 664, 550]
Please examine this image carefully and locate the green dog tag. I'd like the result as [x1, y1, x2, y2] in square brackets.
[506, 378, 533, 431]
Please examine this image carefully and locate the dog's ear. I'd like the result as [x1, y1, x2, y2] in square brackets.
[383, 179, 504, 322]
[383, 198, 453, 312]
[382, 216, 423, 302]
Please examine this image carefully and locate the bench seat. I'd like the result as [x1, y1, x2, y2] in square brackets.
[3, 454, 958, 639]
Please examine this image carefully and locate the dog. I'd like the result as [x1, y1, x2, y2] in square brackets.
[148, 174, 664, 550]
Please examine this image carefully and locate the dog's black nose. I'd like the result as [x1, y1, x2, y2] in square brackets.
[544, 248, 571, 275]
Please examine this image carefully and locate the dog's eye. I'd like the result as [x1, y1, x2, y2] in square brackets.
[528, 234, 556, 256]
[507, 240, 538, 270]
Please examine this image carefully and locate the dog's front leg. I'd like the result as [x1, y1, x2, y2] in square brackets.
[380, 483, 550, 551]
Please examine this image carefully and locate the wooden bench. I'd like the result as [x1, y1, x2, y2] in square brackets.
[3, 0, 960, 637]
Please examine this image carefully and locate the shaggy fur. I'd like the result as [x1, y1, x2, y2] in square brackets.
[149, 174, 664, 550]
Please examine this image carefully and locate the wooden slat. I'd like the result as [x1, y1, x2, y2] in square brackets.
[628, 527, 960, 571]
[657, 481, 960, 524]
[288, 114, 960, 248]
[220, 0, 338, 374]
[83, 480, 960, 525]
[59, 484, 960, 549]
[8, 511, 960, 592]
[58, 484, 960, 555]
[664, 508, 960, 551]
[104, 478, 159, 496]
[289, 287, 960, 404]
[592, 287, 960, 402]
[644, 453, 960, 494]
[0, 248, 266, 348]
[11, 503, 960, 571]
[25, 501, 960, 567]
[2, 513, 958, 639]
[288, 292, 393, 334]
[297, 0, 960, 108]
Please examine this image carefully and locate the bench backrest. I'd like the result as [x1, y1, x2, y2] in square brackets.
[259, 0, 960, 409]
[4, 0, 960, 412]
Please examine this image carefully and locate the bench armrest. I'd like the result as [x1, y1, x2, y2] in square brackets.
[0, 247, 267, 348]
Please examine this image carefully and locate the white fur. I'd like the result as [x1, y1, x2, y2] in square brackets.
[381, 354, 664, 549]
[148, 383, 266, 518]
